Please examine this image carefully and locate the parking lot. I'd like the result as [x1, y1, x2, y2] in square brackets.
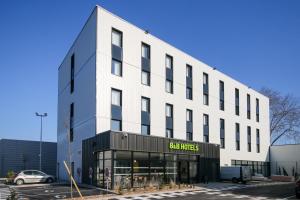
[11, 183, 112, 199]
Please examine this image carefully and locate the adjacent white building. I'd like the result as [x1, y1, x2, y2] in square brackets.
[57, 6, 270, 184]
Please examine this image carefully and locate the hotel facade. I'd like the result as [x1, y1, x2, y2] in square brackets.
[57, 6, 270, 189]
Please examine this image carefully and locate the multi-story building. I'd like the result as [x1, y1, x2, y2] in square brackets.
[57, 6, 270, 188]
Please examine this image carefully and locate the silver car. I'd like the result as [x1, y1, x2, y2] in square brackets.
[14, 170, 55, 185]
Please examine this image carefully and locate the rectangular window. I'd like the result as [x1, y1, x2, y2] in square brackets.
[236, 123, 240, 150]
[219, 81, 225, 111]
[141, 125, 150, 135]
[112, 29, 122, 47]
[186, 109, 192, 122]
[247, 94, 251, 119]
[166, 104, 173, 138]
[166, 104, 173, 117]
[165, 55, 173, 94]
[203, 73, 209, 105]
[111, 119, 122, 131]
[166, 129, 173, 138]
[203, 114, 209, 143]
[141, 43, 150, 59]
[186, 64, 193, 102]
[247, 126, 251, 152]
[141, 70, 150, 86]
[111, 59, 122, 76]
[220, 118, 225, 148]
[256, 98, 260, 122]
[186, 132, 193, 141]
[141, 97, 150, 113]
[111, 89, 122, 106]
[186, 87, 192, 100]
[70, 54, 75, 93]
[256, 129, 260, 153]
[165, 80, 173, 93]
[70, 103, 74, 142]
[235, 88, 240, 116]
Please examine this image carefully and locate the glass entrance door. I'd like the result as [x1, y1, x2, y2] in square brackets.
[177, 160, 189, 183]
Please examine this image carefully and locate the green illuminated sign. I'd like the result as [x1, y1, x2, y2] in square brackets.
[169, 142, 199, 152]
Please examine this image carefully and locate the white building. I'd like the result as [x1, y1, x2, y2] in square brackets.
[57, 6, 270, 187]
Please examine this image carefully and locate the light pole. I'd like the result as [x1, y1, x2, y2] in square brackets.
[35, 112, 47, 171]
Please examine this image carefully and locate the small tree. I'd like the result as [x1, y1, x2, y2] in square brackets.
[260, 87, 300, 145]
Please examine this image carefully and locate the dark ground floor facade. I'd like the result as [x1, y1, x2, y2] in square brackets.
[82, 131, 220, 189]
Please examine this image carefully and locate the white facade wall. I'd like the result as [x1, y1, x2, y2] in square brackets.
[270, 144, 300, 176]
[58, 6, 270, 183]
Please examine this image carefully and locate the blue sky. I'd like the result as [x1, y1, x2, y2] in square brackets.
[0, 0, 299, 142]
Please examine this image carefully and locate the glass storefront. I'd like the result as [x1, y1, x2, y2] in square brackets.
[96, 150, 201, 189]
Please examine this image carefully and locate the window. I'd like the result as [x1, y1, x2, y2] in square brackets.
[111, 89, 121, 106]
[236, 123, 240, 151]
[247, 126, 251, 152]
[220, 119, 225, 148]
[111, 59, 122, 76]
[141, 125, 150, 135]
[112, 29, 122, 47]
[70, 103, 74, 142]
[256, 129, 260, 153]
[186, 87, 192, 100]
[111, 119, 122, 131]
[203, 73, 209, 105]
[247, 94, 251, 119]
[141, 71, 150, 86]
[235, 88, 240, 116]
[186, 109, 193, 141]
[186, 65, 192, 78]
[141, 97, 150, 112]
[141, 43, 150, 59]
[203, 94, 209, 105]
[70, 54, 75, 93]
[165, 80, 173, 93]
[166, 104, 173, 138]
[219, 81, 224, 111]
[166, 104, 173, 117]
[166, 129, 173, 138]
[186, 65, 192, 100]
[186, 109, 192, 122]
[166, 55, 173, 69]
[256, 98, 260, 122]
[165, 55, 173, 94]
[203, 114, 209, 143]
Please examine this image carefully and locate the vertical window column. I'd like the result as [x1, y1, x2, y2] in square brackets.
[256, 98, 260, 122]
[165, 104, 173, 138]
[247, 94, 251, 119]
[256, 129, 260, 153]
[247, 126, 251, 152]
[141, 43, 150, 86]
[70, 103, 74, 142]
[111, 89, 122, 131]
[141, 97, 150, 135]
[220, 119, 225, 148]
[70, 54, 75, 93]
[235, 88, 240, 115]
[203, 114, 209, 143]
[235, 123, 240, 150]
[186, 109, 193, 141]
[203, 73, 209, 105]
[219, 81, 225, 110]
[165, 55, 173, 93]
[111, 28, 123, 76]
[186, 65, 193, 100]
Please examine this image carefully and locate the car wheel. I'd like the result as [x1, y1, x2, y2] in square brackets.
[232, 177, 238, 183]
[16, 179, 24, 185]
[47, 178, 54, 183]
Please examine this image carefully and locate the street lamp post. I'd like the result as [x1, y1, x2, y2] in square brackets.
[35, 112, 47, 171]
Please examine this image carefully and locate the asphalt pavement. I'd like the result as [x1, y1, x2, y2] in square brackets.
[11, 183, 111, 200]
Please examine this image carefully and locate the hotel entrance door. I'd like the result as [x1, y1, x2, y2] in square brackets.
[177, 160, 189, 183]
